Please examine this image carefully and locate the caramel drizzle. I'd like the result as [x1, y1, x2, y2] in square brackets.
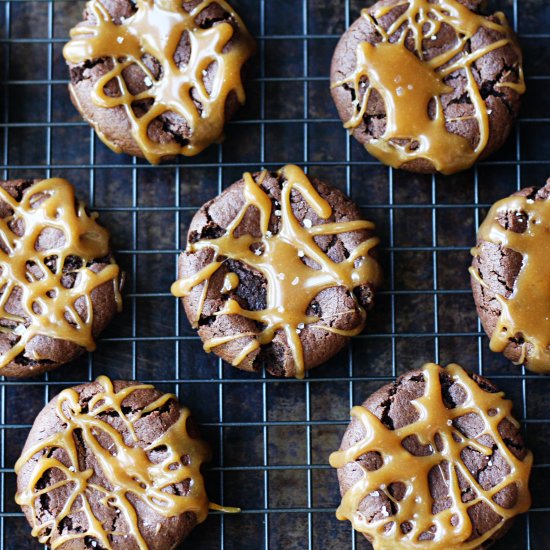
[334, 0, 525, 175]
[15, 376, 212, 550]
[64, 0, 255, 164]
[471, 195, 550, 373]
[171, 165, 382, 379]
[330, 363, 532, 549]
[0, 179, 121, 373]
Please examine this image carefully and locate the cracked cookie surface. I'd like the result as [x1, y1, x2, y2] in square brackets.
[331, 363, 532, 549]
[471, 179, 550, 373]
[0, 178, 122, 378]
[16, 377, 211, 550]
[172, 165, 383, 378]
[63, 0, 255, 163]
[330, 0, 524, 175]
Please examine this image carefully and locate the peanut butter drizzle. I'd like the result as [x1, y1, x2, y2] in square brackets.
[471, 195, 550, 373]
[0, 179, 122, 373]
[15, 376, 213, 549]
[334, 0, 525, 175]
[171, 165, 383, 379]
[64, 0, 255, 164]
[330, 363, 532, 549]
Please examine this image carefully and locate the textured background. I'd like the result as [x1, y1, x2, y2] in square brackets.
[0, 0, 549, 548]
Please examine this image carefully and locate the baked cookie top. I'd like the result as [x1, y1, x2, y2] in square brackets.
[0, 178, 122, 378]
[330, 0, 524, 175]
[171, 165, 383, 379]
[64, 0, 255, 164]
[16, 377, 212, 550]
[330, 363, 532, 549]
[471, 180, 550, 373]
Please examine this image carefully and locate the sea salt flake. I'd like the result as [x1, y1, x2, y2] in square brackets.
[254, 248, 263, 256]
[291, 277, 299, 286]
[407, 84, 414, 90]
[116, 36, 124, 44]
[202, 69, 208, 77]
[447, 419, 453, 426]
[298, 250, 305, 258]
[68, 466, 75, 472]
[91, 542, 97, 548]
[266, 231, 273, 238]
[144, 76, 153, 87]
[275, 210, 282, 217]
[277, 273, 285, 280]
[369, 491, 379, 497]
[297, 323, 305, 330]
[380, 505, 389, 517]
[431, 35, 437, 40]
[487, 109, 493, 115]
[303, 219, 312, 228]
[396, 86, 404, 96]
[296, 329, 301, 334]
[14, 324, 25, 335]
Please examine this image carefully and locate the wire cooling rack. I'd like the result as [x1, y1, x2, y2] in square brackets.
[0, 0, 549, 548]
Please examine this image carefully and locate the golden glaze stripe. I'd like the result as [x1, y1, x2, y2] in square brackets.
[171, 165, 383, 378]
[0, 178, 121, 373]
[329, 363, 532, 549]
[471, 194, 550, 373]
[64, 0, 255, 164]
[334, 0, 525, 174]
[15, 377, 212, 549]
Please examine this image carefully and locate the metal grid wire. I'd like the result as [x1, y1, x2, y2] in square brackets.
[0, 0, 549, 548]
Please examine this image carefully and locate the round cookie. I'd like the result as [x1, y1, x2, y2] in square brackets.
[330, 363, 532, 549]
[471, 179, 550, 373]
[330, 0, 525, 175]
[0, 178, 123, 378]
[15, 377, 212, 550]
[171, 165, 383, 379]
[63, 0, 255, 164]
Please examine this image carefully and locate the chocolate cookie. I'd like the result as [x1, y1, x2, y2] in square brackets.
[15, 377, 212, 550]
[171, 164, 383, 379]
[471, 179, 550, 373]
[0, 178, 123, 378]
[63, 0, 255, 164]
[330, 0, 524, 175]
[330, 363, 532, 548]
